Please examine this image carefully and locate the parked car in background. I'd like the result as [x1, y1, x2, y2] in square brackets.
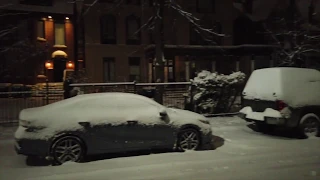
[238, 67, 320, 138]
[14, 92, 212, 165]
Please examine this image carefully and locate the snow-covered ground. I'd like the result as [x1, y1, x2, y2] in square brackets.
[1, 116, 319, 180]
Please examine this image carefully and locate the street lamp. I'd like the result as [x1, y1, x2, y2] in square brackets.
[73, 0, 84, 77]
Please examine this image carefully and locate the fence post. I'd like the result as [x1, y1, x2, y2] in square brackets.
[189, 83, 194, 111]
[63, 79, 71, 99]
[45, 79, 49, 105]
[133, 81, 137, 94]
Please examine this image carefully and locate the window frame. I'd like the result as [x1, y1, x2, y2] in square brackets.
[100, 14, 117, 44]
[54, 22, 66, 45]
[103, 57, 116, 82]
[36, 20, 45, 39]
[128, 57, 141, 82]
[126, 15, 141, 45]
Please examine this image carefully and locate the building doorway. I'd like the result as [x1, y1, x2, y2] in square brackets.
[53, 58, 66, 82]
[51, 50, 68, 82]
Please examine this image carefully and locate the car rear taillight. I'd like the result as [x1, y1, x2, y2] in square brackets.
[276, 100, 287, 111]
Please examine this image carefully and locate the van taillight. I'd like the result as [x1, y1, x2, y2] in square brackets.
[276, 100, 287, 111]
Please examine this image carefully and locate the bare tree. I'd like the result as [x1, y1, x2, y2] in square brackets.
[234, 0, 320, 67]
[262, 0, 320, 67]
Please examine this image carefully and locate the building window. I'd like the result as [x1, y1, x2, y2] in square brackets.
[166, 59, 175, 82]
[19, 0, 53, 6]
[37, 20, 45, 38]
[126, 15, 141, 45]
[100, 14, 117, 44]
[197, 0, 215, 13]
[103, 57, 115, 82]
[129, 57, 141, 82]
[213, 21, 222, 45]
[190, 24, 205, 45]
[54, 23, 65, 45]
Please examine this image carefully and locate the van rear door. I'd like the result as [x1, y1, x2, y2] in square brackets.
[242, 68, 282, 112]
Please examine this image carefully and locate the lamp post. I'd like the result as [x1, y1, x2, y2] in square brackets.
[73, 0, 84, 77]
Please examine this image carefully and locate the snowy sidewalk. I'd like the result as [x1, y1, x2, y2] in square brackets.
[1, 116, 319, 180]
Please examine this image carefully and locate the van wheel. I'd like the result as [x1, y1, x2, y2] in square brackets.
[299, 113, 320, 138]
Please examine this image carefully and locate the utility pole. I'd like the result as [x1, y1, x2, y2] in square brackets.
[154, 0, 165, 104]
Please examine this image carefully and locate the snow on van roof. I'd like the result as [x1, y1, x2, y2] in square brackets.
[244, 67, 320, 107]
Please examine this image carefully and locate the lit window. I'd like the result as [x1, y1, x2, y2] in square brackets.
[54, 23, 65, 45]
[37, 20, 45, 38]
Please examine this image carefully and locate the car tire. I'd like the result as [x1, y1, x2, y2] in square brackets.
[176, 128, 201, 151]
[51, 136, 86, 165]
[298, 113, 320, 138]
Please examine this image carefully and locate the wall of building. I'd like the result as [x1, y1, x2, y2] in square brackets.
[84, 0, 237, 83]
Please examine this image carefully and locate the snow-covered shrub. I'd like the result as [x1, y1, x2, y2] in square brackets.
[188, 70, 246, 114]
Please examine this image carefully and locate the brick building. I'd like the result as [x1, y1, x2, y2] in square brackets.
[83, 0, 277, 83]
[0, 0, 77, 84]
[0, 0, 280, 84]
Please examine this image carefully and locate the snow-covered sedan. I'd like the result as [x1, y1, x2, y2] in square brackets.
[14, 92, 213, 165]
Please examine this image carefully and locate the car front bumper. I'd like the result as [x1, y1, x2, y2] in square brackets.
[14, 138, 51, 157]
[14, 126, 51, 157]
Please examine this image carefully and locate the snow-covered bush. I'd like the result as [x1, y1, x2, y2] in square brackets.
[188, 70, 246, 114]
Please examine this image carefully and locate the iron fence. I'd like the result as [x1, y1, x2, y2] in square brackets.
[0, 80, 64, 124]
[0, 81, 242, 124]
[69, 82, 192, 110]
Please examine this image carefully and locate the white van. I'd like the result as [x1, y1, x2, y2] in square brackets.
[238, 67, 320, 138]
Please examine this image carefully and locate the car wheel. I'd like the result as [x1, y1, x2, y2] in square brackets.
[299, 113, 320, 138]
[51, 136, 85, 165]
[177, 128, 201, 151]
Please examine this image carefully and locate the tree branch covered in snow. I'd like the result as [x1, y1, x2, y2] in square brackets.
[263, 7, 320, 67]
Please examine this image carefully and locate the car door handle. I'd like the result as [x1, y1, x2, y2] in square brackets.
[127, 120, 138, 126]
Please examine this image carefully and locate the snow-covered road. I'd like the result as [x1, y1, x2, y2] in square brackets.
[0, 117, 319, 180]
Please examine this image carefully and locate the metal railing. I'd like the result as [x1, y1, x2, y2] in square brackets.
[0, 81, 242, 124]
[0, 81, 64, 124]
[69, 81, 192, 110]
